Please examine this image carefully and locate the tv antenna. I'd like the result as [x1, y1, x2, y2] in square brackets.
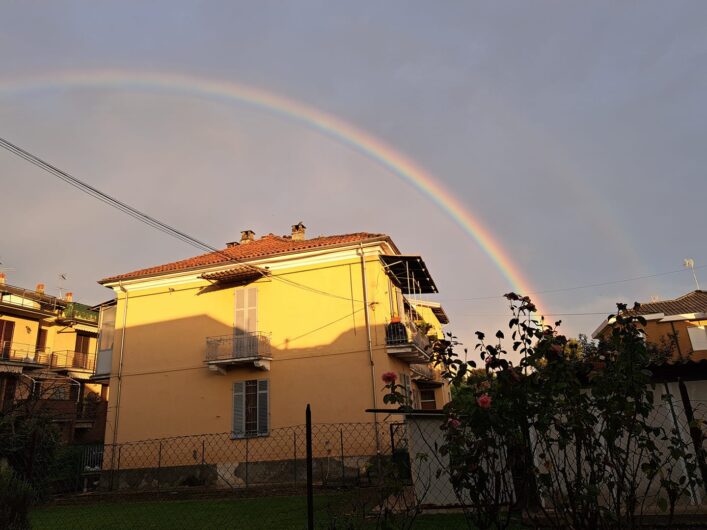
[684, 259, 700, 290]
[57, 273, 68, 298]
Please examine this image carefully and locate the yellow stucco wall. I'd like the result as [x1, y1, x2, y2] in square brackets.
[104, 249, 449, 444]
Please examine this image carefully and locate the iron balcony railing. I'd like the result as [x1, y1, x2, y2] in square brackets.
[385, 321, 430, 352]
[50, 350, 96, 372]
[0, 341, 50, 365]
[205, 331, 271, 363]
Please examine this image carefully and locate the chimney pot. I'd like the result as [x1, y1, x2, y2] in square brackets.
[36, 283, 45, 294]
[240, 230, 255, 244]
[65, 292, 73, 302]
[0, 273, 5, 285]
[291, 222, 306, 241]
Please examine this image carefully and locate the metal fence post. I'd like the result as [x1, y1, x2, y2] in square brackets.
[340, 428, 345, 484]
[115, 446, 122, 492]
[306, 404, 314, 530]
[293, 432, 297, 484]
[245, 437, 249, 488]
[678, 378, 707, 484]
[202, 438, 207, 489]
[157, 441, 162, 492]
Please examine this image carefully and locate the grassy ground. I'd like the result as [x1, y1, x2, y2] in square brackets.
[31, 494, 470, 529]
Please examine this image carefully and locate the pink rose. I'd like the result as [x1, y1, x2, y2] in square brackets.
[382, 371, 397, 384]
[447, 418, 461, 429]
[477, 394, 492, 409]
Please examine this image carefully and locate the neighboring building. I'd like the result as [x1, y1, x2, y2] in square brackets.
[97, 224, 451, 445]
[0, 274, 108, 443]
[592, 290, 707, 361]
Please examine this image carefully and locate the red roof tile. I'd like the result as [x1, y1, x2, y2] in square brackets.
[630, 290, 707, 317]
[99, 232, 391, 284]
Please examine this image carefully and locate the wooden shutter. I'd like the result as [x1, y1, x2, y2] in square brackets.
[257, 379, 269, 435]
[235, 287, 258, 334]
[232, 381, 245, 438]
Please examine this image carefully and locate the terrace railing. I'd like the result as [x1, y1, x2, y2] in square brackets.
[205, 331, 272, 363]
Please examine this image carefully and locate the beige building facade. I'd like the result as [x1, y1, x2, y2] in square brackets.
[97, 225, 451, 446]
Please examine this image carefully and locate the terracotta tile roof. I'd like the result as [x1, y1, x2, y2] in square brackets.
[99, 232, 391, 284]
[630, 290, 707, 317]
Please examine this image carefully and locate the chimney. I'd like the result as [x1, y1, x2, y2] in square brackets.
[0, 273, 5, 285]
[36, 283, 45, 294]
[240, 230, 255, 244]
[65, 292, 73, 302]
[291, 222, 306, 241]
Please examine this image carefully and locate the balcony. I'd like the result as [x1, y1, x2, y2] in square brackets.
[0, 341, 50, 366]
[50, 350, 96, 374]
[205, 331, 272, 372]
[410, 363, 436, 381]
[385, 321, 431, 363]
[60, 302, 99, 324]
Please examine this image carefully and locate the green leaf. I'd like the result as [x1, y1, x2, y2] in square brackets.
[657, 497, 668, 513]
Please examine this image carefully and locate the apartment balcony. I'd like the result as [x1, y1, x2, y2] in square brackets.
[205, 331, 272, 372]
[60, 302, 99, 324]
[410, 363, 436, 381]
[0, 341, 50, 367]
[50, 350, 96, 374]
[385, 321, 431, 363]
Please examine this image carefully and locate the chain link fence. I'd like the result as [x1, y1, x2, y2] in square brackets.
[13, 390, 707, 528]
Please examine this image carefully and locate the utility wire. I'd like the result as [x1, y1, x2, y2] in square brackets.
[442, 265, 707, 302]
[1, 136, 699, 310]
[0, 136, 362, 303]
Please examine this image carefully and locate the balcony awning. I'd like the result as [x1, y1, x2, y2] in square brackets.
[380, 255, 438, 294]
[200, 265, 270, 284]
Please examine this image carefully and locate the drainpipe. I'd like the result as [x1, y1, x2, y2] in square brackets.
[359, 244, 381, 457]
[111, 282, 129, 451]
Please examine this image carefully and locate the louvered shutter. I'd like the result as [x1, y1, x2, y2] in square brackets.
[257, 379, 269, 435]
[232, 381, 245, 438]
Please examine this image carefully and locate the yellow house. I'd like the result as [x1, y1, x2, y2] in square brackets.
[0, 274, 107, 443]
[97, 224, 451, 445]
[592, 290, 707, 361]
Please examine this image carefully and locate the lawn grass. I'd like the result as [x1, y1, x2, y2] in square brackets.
[31, 493, 470, 529]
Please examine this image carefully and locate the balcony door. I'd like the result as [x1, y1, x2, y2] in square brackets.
[0, 319, 15, 359]
[234, 287, 258, 357]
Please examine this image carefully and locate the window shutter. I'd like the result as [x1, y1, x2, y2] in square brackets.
[232, 381, 245, 437]
[257, 379, 269, 435]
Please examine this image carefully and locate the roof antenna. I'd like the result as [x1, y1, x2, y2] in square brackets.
[57, 273, 68, 299]
[684, 259, 700, 290]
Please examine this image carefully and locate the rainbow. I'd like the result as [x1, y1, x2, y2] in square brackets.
[0, 69, 544, 313]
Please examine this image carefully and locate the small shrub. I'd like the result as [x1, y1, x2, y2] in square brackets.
[0, 464, 34, 530]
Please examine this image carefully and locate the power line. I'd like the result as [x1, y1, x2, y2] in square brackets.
[442, 265, 707, 302]
[0, 136, 363, 303]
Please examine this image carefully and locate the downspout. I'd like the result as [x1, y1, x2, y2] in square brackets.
[111, 282, 129, 451]
[359, 243, 381, 457]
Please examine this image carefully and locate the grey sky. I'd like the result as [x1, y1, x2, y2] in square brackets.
[1, 1, 706, 348]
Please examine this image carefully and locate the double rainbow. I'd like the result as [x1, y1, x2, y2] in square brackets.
[0, 70, 543, 313]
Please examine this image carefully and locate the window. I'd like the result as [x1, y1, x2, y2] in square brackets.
[0, 319, 15, 357]
[419, 389, 437, 410]
[233, 379, 269, 437]
[235, 287, 258, 357]
[75, 333, 91, 354]
[398, 372, 412, 406]
[36, 328, 48, 353]
[687, 326, 707, 351]
[96, 304, 116, 376]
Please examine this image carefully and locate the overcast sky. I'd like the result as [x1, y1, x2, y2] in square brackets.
[1, 1, 706, 349]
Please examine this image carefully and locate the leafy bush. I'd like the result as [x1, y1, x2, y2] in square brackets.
[0, 464, 34, 530]
[426, 294, 703, 529]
